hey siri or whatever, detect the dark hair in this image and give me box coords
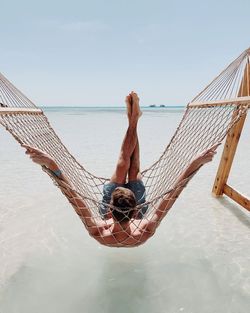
[111,187,136,222]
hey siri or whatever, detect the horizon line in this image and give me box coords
[39,105,186,108]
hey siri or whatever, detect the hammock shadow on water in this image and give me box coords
[91,256,152,313]
[216,197,250,229]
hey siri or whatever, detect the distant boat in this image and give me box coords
[149,104,166,108]
[148,104,184,108]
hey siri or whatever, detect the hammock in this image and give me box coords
[0,48,249,247]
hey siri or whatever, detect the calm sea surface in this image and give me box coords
[0,107,250,313]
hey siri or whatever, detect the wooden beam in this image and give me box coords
[0,108,42,114]
[224,184,250,211]
[188,96,250,108]
[212,111,247,196]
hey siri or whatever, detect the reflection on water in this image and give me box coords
[0,108,250,313]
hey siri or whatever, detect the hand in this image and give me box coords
[22,144,58,170]
[191,143,221,169]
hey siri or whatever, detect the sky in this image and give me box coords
[1,0,250,106]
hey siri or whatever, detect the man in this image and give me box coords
[23,92,218,247]
[99,91,148,221]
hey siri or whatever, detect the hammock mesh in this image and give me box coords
[0,48,249,247]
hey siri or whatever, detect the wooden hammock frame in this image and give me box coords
[212,110,249,211]
[212,60,250,211]
[188,58,250,212]
[185,100,250,211]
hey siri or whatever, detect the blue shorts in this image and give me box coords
[99,180,148,219]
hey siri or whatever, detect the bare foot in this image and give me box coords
[125,95,132,120]
[130,91,142,120]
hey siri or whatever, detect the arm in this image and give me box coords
[146,144,220,232]
[22,144,99,233]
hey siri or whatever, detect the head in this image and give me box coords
[110,187,137,222]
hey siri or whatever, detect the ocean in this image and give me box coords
[0,107,250,313]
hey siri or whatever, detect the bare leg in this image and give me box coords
[110,92,141,184]
[128,93,142,181]
[128,132,141,181]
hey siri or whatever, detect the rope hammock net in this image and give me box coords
[0,48,250,247]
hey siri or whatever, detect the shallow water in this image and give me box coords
[0,108,250,313]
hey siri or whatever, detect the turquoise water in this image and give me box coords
[0,107,250,313]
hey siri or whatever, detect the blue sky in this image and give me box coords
[1,0,250,106]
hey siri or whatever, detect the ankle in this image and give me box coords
[128,119,138,129]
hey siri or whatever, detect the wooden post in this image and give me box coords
[212,111,247,195]
[212,59,249,200]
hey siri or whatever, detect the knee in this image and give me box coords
[118,154,130,166]
[117,157,130,172]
